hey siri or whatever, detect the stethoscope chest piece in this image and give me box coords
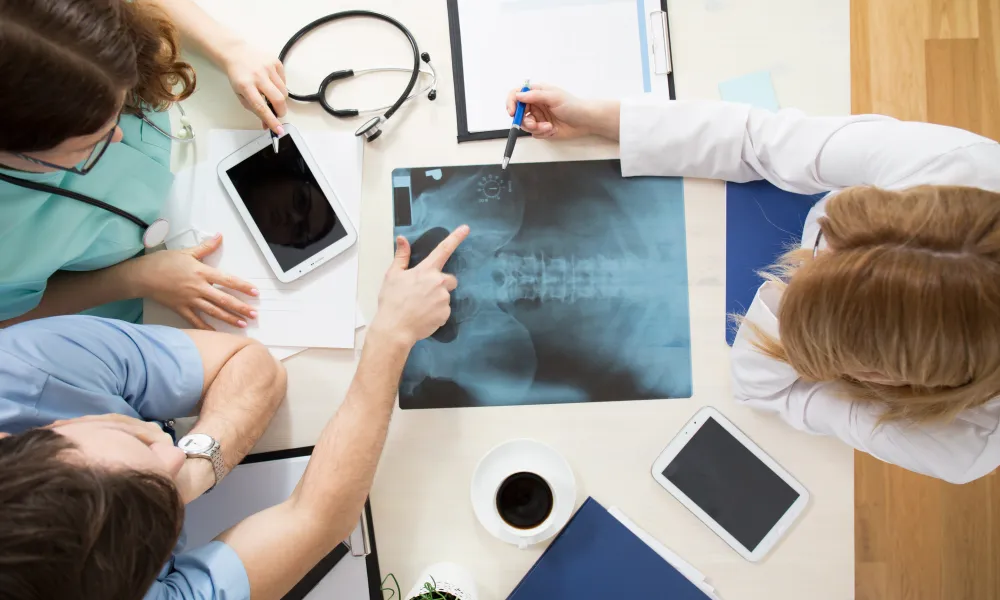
[356,116,384,141]
[142,218,171,248]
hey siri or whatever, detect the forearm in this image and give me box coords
[178,339,287,501]
[216,325,409,600]
[152,0,242,67]
[588,99,621,141]
[0,261,143,328]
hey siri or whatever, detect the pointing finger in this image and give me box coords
[423,225,470,271]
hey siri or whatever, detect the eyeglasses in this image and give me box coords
[812,227,824,258]
[15,114,121,176]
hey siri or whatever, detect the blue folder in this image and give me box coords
[506,497,709,600]
[725,181,825,345]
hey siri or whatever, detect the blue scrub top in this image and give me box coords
[0,315,251,600]
[0,110,175,323]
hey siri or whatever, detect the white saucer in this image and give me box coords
[470,439,577,548]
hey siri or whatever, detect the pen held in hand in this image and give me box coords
[502,79,530,171]
[265,99,281,153]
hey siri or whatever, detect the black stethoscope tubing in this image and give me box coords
[0,170,149,229]
[278,10,422,129]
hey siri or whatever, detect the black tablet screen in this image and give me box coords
[662,417,801,551]
[226,135,347,271]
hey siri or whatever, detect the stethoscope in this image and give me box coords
[279,10,438,142]
[0,11,432,246]
[0,109,182,248]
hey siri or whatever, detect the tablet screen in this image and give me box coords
[226,136,347,272]
[661,417,800,551]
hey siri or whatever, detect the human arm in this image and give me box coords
[173,330,287,503]
[0,234,259,330]
[505,85,1000,193]
[0,314,285,500]
[151,0,287,133]
[211,225,469,600]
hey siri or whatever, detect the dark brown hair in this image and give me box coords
[0,428,184,600]
[0,0,196,153]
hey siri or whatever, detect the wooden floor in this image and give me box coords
[852,0,1000,598]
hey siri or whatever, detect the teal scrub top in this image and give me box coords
[0,110,174,323]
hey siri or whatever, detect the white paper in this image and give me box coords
[608,506,722,598]
[457,0,648,133]
[148,129,364,350]
[184,456,371,600]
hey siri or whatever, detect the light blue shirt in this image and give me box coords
[0,316,251,600]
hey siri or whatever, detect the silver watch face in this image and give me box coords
[178,433,215,455]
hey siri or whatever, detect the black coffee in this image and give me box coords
[495,471,554,529]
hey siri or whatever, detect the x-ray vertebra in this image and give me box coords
[392,160,692,409]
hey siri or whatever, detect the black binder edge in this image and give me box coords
[446,0,676,143]
[241,447,383,600]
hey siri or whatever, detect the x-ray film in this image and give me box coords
[392,160,692,409]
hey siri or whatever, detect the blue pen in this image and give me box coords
[502,79,530,170]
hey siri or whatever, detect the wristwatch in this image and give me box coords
[176,433,225,491]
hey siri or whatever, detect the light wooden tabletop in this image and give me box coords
[175,1,853,598]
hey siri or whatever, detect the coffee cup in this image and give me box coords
[494,470,558,549]
[471,439,577,550]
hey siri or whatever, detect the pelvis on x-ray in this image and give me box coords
[392,160,692,409]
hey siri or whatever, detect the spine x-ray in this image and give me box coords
[392,160,692,409]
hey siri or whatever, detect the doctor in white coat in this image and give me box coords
[507,85,1000,484]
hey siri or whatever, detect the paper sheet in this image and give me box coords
[185,456,372,600]
[718,70,780,111]
[457,0,648,133]
[608,506,722,599]
[148,130,364,350]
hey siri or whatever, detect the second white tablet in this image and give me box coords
[651,407,809,562]
[217,124,357,283]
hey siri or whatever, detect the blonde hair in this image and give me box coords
[745,185,1000,423]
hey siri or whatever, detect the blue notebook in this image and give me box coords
[506,497,709,600]
[725,181,825,345]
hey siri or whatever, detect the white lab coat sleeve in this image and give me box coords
[619,97,1000,194]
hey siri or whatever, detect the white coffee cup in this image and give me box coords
[471,439,577,549]
[493,471,560,549]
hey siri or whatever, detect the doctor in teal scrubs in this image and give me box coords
[0,0,290,329]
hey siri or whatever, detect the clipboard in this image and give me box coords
[184,446,383,600]
[447,0,676,142]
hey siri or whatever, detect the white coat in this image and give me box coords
[619,97,1000,484]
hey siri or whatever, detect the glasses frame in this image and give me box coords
[15,113,121,176]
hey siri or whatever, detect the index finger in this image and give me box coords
[243,85,283,134]
[207,268,260,297]
[421,225,470,270]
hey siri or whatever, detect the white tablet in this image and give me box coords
[651,407,809,561]
[217,124,357,283]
